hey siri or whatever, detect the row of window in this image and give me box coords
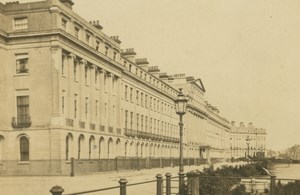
[60,15,176,98]
[62,54,117,94]
[230,134,266,141]
[124,85,175,117]
[14,14,176,99]
[62,93,115,122]
[124,62,176,97]
[124,110,177,136]
[61,16,120,61]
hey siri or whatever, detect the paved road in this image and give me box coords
[0,162,244,195]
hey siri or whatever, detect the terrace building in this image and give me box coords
[230,122,267,159]
[0,0,237,175]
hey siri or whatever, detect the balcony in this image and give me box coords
[12,116,31,128]
[124,128,137,137]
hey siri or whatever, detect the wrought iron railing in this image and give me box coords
[11,116,31,128]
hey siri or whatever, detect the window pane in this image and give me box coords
[14,18,28,30]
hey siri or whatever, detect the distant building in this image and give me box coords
[0,0,232,175]
[286,145,300,160]
[230,122,267,159]
[160,74,231,161]
[266,150,280,158]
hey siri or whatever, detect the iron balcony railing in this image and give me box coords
[124,129,179,143]
[11,116,31,128]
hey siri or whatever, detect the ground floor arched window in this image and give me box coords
[20,136,29,161]
[66,134,73,160]
[78,135,84,159]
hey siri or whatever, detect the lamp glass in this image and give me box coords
[175,89,188,115]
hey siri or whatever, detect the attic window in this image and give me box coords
[14,17,28,30]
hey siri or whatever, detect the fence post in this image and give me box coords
[187,170,200,195]
[50,186,64,195]
[119,178,128,195]
[270,175,276,195]
[156,174,163,195]
[70,157,74,177]
[165,173,172,195]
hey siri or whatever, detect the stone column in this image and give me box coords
[50,46,61,126]
[99,69,106,125]
[67,53,76,119]
[79,59,87,121]
[89,64,96,124]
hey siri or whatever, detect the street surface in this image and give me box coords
[0,162,244,195]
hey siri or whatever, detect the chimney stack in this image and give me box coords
[121,48,136,62]
[135,58,149,71]
[148,66,160,78]
[231,121,235,126]
[89,20,103,30]
[111,36,121,44]
[240,122,245,127]
[59,0,74,9]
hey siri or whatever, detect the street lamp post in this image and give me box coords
[175,88,188,195]
[246,136,251,164]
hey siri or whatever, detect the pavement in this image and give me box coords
[0,162,245,195]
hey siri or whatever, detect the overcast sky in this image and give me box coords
[3,0,300,151]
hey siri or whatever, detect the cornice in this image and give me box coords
[187,104,230,130]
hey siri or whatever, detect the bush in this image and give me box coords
[275,181,300,195]
[231,184,249,195]
[198,164,263,195]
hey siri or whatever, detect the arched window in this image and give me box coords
[66,136,70,160]
[78,135,84,159]
[20,136,29,161]
[107,138,113,158]
[89,136,95,159]
[99,137,104,159]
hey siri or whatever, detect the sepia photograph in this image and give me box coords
[0,0,299,194]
